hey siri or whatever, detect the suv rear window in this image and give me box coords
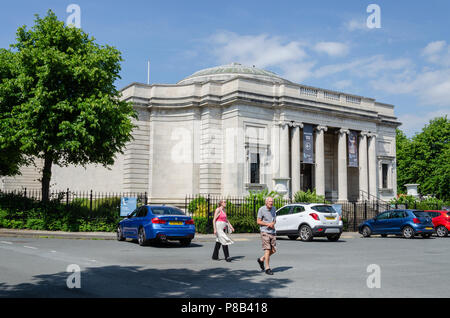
[412,211,429,218]
[311,205,336,213]
[151,207,185,215]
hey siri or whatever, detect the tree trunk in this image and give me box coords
[41,153,53,203]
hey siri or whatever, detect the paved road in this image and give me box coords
[0,234,449,298]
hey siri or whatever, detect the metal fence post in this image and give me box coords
[353,202,357,232]
[90,190,93,212]
[207,194,211,233]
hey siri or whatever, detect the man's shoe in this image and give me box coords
[225,257,232,262]
[257,258,265,271]
[265,268,274,275]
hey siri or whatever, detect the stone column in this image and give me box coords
[314,125,327,197]
[273,121,290,197]
[290,122,303,197]
[358,131,369,201]
[368,133,378,199]
[280,122,290,180]
[337,128,349,202]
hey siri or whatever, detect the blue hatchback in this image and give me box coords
[358,210,435,239]
[117,205,195,246]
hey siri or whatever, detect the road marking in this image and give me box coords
[161,278,191,286]
[1,241,13,245]
[50,250,57,253]
[23,246,38,250]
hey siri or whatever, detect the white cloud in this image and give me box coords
[313,42,349,57]
[421,40,450,67]
[343,18,368,32]
[313,55,412,79]
[398,109,450,137]
[210,31,307,68]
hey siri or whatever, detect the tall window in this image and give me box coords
[250,153,260,184]
[382,163,389,189]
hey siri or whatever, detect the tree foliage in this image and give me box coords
[0,11,136,200]
[396,116,450,200]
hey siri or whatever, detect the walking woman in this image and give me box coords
[212,200,234,262]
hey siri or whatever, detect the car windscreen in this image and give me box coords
[151,207,185,216]
[412,211,429,218]
[311,205,336,213]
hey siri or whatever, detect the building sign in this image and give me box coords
[120,197,137,217]
[303,124,314,164]
[348,130,358,167]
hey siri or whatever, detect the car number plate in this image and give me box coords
[425,227,433,230]
[326,217,335,220]
[169,221,183,225]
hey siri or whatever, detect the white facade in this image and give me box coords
[1,63,400,203]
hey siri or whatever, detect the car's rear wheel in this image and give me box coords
[180,239,192,247]
[436,225,448,237]
[117,226,125,241]
[299,225,313,242]
[327,234,340,242]
[138,227,148,246]
[402,226,415,239]
[288,235,299,240]
[362,226,372,238]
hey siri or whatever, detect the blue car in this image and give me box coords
[358,210,435,239]
[117,205,195,246]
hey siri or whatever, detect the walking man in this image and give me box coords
[257,196,277,275]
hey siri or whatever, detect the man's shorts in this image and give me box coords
[261,232,277,252]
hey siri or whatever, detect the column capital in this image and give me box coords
[360,130,370,137]
[337,128,350,135]
[288,121,304,128]
[277,121,289,128]
[368,132,378,139]
[315,125,328,133]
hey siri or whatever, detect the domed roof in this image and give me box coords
[178,62,290,84]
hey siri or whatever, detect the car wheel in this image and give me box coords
[402,226,415,239]
[299,225,313,242]
[138,227,148,246]
[436,225,448,237]
[180,239,192,247]
[362,226,372,238]
[117,226,125,241]
[288,235,299,240]
[327,234,340,242]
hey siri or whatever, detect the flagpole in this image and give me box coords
[147,60,150,85]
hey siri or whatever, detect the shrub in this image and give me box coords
[188,196,207,214]
[228,215,259,233]
[193,217,208,234]
[293,189,328,204]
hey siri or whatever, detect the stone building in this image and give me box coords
[1,63,401,203]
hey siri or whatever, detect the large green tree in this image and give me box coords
[396,116,450,200]
[0,11,136,201]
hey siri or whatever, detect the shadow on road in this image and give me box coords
[0,265,293,298]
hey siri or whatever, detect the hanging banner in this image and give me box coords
[348,130,358,167]
[303,124,314,164]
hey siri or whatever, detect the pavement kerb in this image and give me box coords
[0,228,362,240]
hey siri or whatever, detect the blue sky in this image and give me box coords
[1,0,449,137]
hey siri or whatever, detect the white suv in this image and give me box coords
[275,203,343,241]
